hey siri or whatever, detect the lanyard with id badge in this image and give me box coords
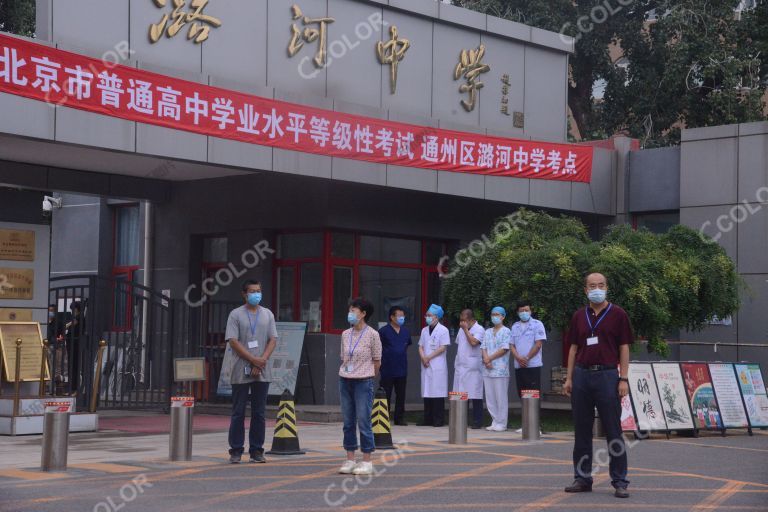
[244,308,261,376]
[345,326,368,373]
[585,303,612,347]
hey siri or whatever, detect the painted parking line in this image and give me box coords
[69,462,147,473]
[0,469,70,481]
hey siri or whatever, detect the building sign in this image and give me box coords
[376,26,410,94]
[454,45,490,112]
[500,74,511,116]
[0,33,593,182]
[149,0,222,45]
[0,322,49,382]
[0,268,34,300]
[287,4,335,68]
[0,229,35,261]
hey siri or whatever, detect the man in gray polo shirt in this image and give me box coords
[226,279,277,463]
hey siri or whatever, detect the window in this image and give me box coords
[633,212,680,234]
[360,266,421,332]
[111,204,140,330]
[274,231,448,334]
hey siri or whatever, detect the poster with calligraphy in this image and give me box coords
[618,364,637,432]
[708,363,749,429]
[628,363,667,432]
[0,33,593,183]
[680,363,723,430]
[734,364,768,428]
[652,363,695,430]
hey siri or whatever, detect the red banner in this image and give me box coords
[0,33,592,182]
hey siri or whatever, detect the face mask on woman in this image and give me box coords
[491,315,503,326]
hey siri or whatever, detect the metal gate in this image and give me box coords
[48,275,194,411]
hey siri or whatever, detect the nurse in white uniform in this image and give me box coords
[482,306,511,432]
[419,304,450,427]
[453,308,486,429]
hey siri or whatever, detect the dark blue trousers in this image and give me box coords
[571,367,629,489]
[228,381,269,456]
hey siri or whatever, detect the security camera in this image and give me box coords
[42,195,62,212]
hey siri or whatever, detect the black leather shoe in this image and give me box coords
[614,487,629,498]
[470,424,482,430]
[229,453,241,464]
[564,480,592,493]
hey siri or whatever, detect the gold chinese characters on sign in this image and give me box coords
[376,26,410,94]
[149,0,222,45]
[0,322,49,382]
[0,229,35,262]
[500,74,511,116]
[0,268,34,300]
[288,4,335,68]
[454,44,490,112]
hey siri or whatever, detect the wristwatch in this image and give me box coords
[618,377,629,383]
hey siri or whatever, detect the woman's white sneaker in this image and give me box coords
[339,460,357,474]
[352,461,374,475]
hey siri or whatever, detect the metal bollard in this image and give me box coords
[448,392,468,445]
[521,389,541,441]
[593,407,604,438]
[169,397,194,461]
[41,402,71,472]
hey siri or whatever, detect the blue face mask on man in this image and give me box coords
[588,289,607,304]
[518,311,531,322]
[247,292,262,306]
[396,316,405,326]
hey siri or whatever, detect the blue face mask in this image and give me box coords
[425,315,434,326]
[491,315,503,325]
[347,312,360,325]
[518,311,531,322]
[396,316,405,326]
[588,289,607,304]
[247,292,262,306]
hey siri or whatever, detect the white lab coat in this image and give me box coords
[453,322,485,399]
[419,323,450,398]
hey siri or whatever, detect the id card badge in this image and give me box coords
[248,339,259,349]
[244,365,251,376]
[586,336,599,346]
[345,363,354,373]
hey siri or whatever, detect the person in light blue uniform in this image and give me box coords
[481,306,511,432]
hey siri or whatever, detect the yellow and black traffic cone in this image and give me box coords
[371,387,395,450]
[266,389,306,455]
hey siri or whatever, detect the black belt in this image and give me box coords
[576,364,615,371]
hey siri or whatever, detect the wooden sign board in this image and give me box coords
[0,229,35,261]
[0,322,49,382]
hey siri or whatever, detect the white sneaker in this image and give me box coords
[352,461,374,475]
[491,425,507,432]
[515,428,523,434]
[485,426,495,431]
[339,460,356,474]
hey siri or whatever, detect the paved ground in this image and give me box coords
[0,411,766,512]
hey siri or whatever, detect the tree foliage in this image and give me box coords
[442,210,741,356]
[0,0,35,37]
[453,0,768,147]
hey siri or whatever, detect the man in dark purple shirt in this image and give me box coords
[563,273,633,499]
